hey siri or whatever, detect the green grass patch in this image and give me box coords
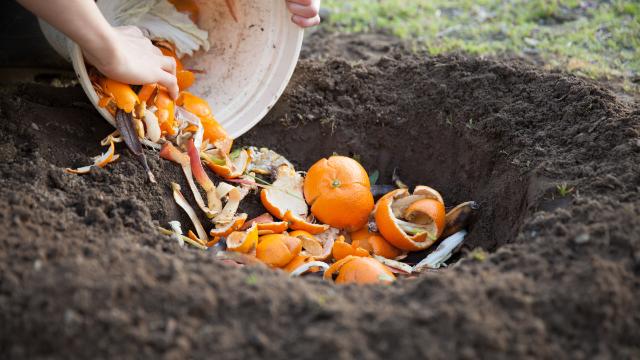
[323,0,639,92]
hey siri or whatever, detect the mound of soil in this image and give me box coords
[1,32,639,359]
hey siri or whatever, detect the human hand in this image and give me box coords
[285,0,321,28]
[84,26,179,99]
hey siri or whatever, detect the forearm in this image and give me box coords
[17,0,116,69]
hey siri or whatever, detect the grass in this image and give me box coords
[322,0,640,93]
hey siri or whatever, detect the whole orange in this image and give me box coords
[303,156,374,231]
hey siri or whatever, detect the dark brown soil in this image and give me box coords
[1,31,639,359]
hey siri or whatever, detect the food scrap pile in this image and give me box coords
[65,0,479,285]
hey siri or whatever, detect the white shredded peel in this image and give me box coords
[175,107,204,149]
[143,109,161,142]
[171,182,208,242]
[97,0,210,57]
[289,261,330,277]
[413,230,467,271]
[168,220,184,247]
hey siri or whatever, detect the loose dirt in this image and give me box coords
[1,32,639,359]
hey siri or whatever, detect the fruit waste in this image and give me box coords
[66,0,480,285]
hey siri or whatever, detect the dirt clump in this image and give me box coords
[1,33,639,358]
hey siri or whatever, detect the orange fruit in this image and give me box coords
[168,0,200,22]
[201,116,232,154]
[350,228,402,259]
[303,156,374,231]
[226,224,258,253]
[256,234,302,267]
[374,188,446,251]
[324,256,395,285]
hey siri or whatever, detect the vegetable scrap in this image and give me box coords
[66,0,480,285]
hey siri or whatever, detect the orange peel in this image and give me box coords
[331,235,370,261]
[256,234,302,268]
[65,140,119,174]
[283,210,329,235]
[226,224,259,253]
[374,187,446,251]
[99,78,138,113]
[160,142,217,218]
[350,228,403,259]
[209,213,248,237]
[241,213,275,230]
[260,165,307,220]
[187,138,222,215]
[324,256,395,285]
[171,182,208,242]
[203,148,250,179]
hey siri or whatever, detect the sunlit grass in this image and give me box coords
[323,0,639,92]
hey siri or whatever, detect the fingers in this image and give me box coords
[160,56,177,76]
[291,14,320,28]
[286,2,318,18]
[157,71,179,100]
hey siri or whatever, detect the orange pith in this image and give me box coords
[374,188,446,251]
[303,156,374,231]
[404,199,446,237]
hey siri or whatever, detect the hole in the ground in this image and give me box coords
[235,106,529,261]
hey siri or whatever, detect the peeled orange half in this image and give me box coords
[303,156,374,231]
[374,186,446,251]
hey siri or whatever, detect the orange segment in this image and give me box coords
[303,156,374,231]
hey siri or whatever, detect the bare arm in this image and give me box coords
[17,0,179,99]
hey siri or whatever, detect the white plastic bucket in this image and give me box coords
[39,0,304,139]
